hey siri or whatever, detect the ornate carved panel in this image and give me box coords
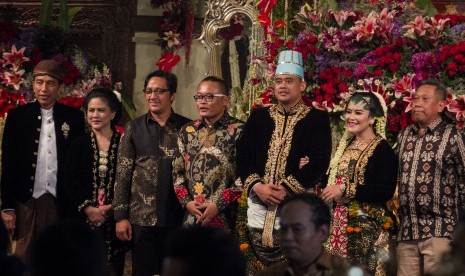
[0,0,134,99]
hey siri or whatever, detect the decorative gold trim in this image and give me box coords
[346,136,383,199]
[261,101,310,246]
[245,173,262,194]
[281,175,304,194]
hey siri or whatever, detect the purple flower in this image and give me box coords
[410,51,440,82]
[450,24,465,40]
[390,20,404,39]
[315,52,341,72]
[15,28,38,55]
[353,50,378,79]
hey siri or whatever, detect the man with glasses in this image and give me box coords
[1,60,85,256]
[237,50,332,272]
[172,76,244,231]
[113,70,190,276]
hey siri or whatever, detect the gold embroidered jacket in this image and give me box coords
[237,101,332,195]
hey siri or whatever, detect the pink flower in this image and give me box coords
[402,90,415,113]
[392,74,415,99]
[447,95,465,124]
[350,12,378,41]
[2,45,29,71]
[403,15,431,38]
[377,8,396,38]
[331,10,356,27]
[3,69,25,90]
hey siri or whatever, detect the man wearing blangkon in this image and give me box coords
[113,70,190,276]
[237,50,332,272]
[1,60,85,256]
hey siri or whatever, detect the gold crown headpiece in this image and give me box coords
[353,78,388,139]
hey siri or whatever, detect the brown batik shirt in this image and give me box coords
[113,111,190,227]
[397,116,465,241]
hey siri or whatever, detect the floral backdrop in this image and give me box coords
[247,0,465,142]
[0,23,132,128]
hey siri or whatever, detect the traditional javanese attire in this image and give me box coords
[64,130,129,269]
[0,101,85,255]
[327,136,397,276]
[172,113,244,231]
[237,101,332,272]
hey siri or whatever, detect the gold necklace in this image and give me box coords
[352,136,376,150]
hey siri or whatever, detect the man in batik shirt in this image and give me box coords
[172,76,244,231]
[113,70,190,276]
[397,79,465,276]
[237,50,332,270]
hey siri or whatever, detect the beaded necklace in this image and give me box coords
[91,130,119,207]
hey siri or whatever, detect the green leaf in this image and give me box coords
[414,0,437,16]
[58,0,69,32]
[365,65,375,73]
[318,0,338,11]
[67,7,82,27]
[39,0,54,27]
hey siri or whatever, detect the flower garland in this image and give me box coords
[152,0,195,71]
[235,191,266,272]
[346,201,395,243]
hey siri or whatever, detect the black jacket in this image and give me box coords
[1,101,85,214]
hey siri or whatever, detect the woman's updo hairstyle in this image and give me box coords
[83,87,122,125]
[345,91,385,119]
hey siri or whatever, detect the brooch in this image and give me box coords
[61,122,70,139]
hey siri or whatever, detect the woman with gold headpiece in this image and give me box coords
[321,91,397,275]
[64,87,128,276]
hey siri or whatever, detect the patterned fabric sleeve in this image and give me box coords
[172,129,193,208]
[113,123,136,221]
[455,131,465,211]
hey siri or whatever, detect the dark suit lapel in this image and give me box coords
[53,102,67,160]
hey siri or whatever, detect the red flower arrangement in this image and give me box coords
[438,41,465,78]
[249,0,465,140]
[312,66,353,112]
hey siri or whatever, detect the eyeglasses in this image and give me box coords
[144,88,169,96]
[193,94,226,102]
